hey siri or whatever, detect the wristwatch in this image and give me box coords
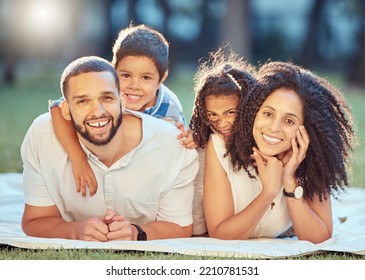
[131,224,147,241]
[283,186,304,199]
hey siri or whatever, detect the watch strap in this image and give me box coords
[131,224,147,241]
[283,188,295,198]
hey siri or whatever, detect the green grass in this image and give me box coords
[0,247,364,260]
[1,70,365,260]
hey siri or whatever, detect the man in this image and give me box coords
[21,56,198,241]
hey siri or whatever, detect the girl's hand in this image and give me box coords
[281,125,310,185]
[251,147,283,198]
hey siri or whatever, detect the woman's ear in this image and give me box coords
[61,101,72,121]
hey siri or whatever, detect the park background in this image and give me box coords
[1,0,365,260]
[2,0,365,186]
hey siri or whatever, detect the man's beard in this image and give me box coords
[70,110,123,146]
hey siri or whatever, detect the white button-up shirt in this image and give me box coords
[21,111,199,227]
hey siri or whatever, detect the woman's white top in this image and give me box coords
[211,134,292,238]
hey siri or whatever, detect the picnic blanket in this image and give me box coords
[1,173,365,259]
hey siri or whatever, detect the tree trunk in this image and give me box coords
[298,0,326,67]
[348,1,365,87]
[219,0,252,60]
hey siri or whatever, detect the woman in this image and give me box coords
[204,61,355,243]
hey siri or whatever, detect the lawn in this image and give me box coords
[0,69,364,260]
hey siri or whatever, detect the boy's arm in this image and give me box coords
[50,106,98,197]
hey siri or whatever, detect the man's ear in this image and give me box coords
[159,71,168,85]
[120,92,127,112]
[61,101,72,121]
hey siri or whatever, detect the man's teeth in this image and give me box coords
[88,121,108,127]
[263,133,281,143]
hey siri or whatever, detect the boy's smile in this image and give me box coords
[116,55,166,112]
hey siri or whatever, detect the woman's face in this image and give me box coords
[205,93,239,139]
[253,88,304,158]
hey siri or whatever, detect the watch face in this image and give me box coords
[294,186,304,199]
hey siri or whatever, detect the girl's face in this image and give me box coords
[253,88,304,158]
[205,93,239,138]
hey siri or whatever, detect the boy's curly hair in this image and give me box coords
[189,47,256,148]
[228,61,356,201]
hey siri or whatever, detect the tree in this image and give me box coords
[220,0,252,60]
[348,0,365,87]
[298,0,327,68]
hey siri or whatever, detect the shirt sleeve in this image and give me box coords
[21,115,55,206]
[48,96,65,110]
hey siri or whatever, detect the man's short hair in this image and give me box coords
[60,56,120,100]
[112,24,169,81]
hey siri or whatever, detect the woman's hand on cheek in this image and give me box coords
[282,126,310,183]
[252,147,283,197]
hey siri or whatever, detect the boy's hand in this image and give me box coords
[176,122,197,149]
[71,158,98,197]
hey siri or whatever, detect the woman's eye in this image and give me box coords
[286,119,295,125]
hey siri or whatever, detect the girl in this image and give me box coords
[189,47,256,235]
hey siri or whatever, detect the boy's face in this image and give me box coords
[115,55,167,112]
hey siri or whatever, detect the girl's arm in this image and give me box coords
[50,106,97,197]
[203,139,279,240]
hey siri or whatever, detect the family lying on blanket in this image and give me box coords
[20,24,355,244]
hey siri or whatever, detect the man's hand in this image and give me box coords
[77,216,109,242]
[104,210,134,241]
